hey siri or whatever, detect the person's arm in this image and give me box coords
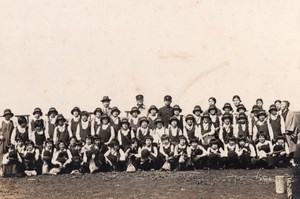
[106,126,115,145]
[285,143,290,155]
[53,127,58,145]
[159,145,168,158]
[17,152,22,163]
[76,125,81,140]
[249,144,256,157]
[208,125,215,136]
[233,124,238,138]
[10,128,17,145]
[252,126,258,141]
[64,150,72,165]
[219,128,224,144]
[118,130,122,146]
[91,119,95,136]
[183,128,188,140]
[198,145,208,157]
[268,141,273,155]
[67,119,72,136]
[187,146,192,158]
[35,149,40,161]
[45,120,50,139]
[280,116,286,135]
[267,119,274,141]
[104,149,113,165]
[151,146,158,158]
[32,132,36,146]
[41,149,45,160]
[174,145,179,156]
[2,153,9,165]
[51,151,61,166]
[178,129,183,136]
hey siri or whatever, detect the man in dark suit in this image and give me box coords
[158,95,173,128]
[100,96,112,116]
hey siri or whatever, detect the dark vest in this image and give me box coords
[98,124,112,143]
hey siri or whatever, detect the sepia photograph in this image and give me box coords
[0,1,300,198]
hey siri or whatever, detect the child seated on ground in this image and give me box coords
[2,144,22,177]
[220,137,238,169]
[174,135,191,171]
[207,139,222,170]
[91,135,108,172]
[125,138,140,172]
[272,135,290,168]
[256,132,273,169]
[187,137,208,170]
[41,138,55,174]
[23,140,40,176]
[159,134,174,171]
[236,136,256,169]
[138,135,158,171]
[104,139,126,172]
[50,141,72,175]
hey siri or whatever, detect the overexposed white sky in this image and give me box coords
[0,0,300,118]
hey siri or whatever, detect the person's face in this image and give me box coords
[95,139,101,145]
[59,143,65,150]
[150,110,157,116]
[96,112,102,118]
[239,109,245,113]
[224,108,231,113]
[211,144,218,150]
[194,111,201,116]
[186,119,193,126]
[191,142,198,148]
[179,139,186,145]
[162,139,169,145]
[35,126,42,132]
[73,111,79,117]
[171,120,177,127]
[46,142,53,149]
[252,111,259,116]
[164,100,171,106]
[174,110,180,116]
[229,140,235,146]
[208,99,215,106]
[103,101,110,108]
[136,99,143,105]
[259,136,265,143]
[258,115,265,122]
[70,138,76,145]
[122,123,129,130]
[256,101,263,108]
[86,138,92,145]
[156,122,163,128]
[27,144,33,151]
[203,118,209,123]
[132,112,138,117]
[131,142,138,149]
[5,115,12,121]
[275,102,281,111]
[239,140,246,147]
[50,112,56,118]
[239,118,246,124]
[224,118,230,125]
[17,141,24,147]
[270,110,277,116]
[233,98,240,107]
[75,145,82,151]
[113,145,120,151]
[141,121,148,128]
[20,122,27,128]
[209,109,216,115]
[34,113,41,119]
[281,102,287,110]
[58,120,64,126]
[277,139,284,145]
[102,118,109,124]
[112,111,119,117]
[145,139,152,146]
[82,115,88,122]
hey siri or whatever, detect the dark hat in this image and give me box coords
[55,114,66,125]
[101,96,111,102]
[172,105,182,113]
[8,151,18,161]
[274,100,281,104]
[189,137,199,144]
[164,95,172,101]
[232,95,241,102]
[69,136,77,142]
[33,107,43,115]
[237,135,247,142]
[256,98,263,103]
[160,134,169,141]
[222,103,233,111]
[71,106,81,115]
[85,135,93,141]
[93,135,101,141]
[120,118,130,125]
[222,113,232,121]
[268,105,277,113]
[108,139,120,147]
[111,107,121,115]
[26,140,35,147]
[148,105,159,113]
[185,114,195,122]
[75,140,83,146]
[139,116,149,125]
[81,111,89,117]
[228,136,236,142]
[57,140,67,147]
[47,107,58,116]
[100,114,110,122]
[94,107,103,115]
[145,135,154,141]
[208,105,217,112]
[178,135,187,141]
[273,145,284,153]
[251,105,260,113]
[136,94,144,100]
[257,110,267,117]
[3,109,14,117]
[154,117,164,125]
[202,112,211,119]
[237,104,247,112]
[45,138,54,145]
[258,131,266,138]
[169,116,179,124]
[34,119,44,129]
[275,135,285,141]
[18,116,28,125]
[237,112,248,120]
[130,106,141,115]
[209,138,219,146]
[193,105,203,114]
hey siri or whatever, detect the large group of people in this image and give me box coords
[0,95,299,177]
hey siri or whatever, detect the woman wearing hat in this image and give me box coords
[172,105,184,131]
[192,105,203,127]
[118,118,135,152]
[110,107,121,138]
[96,114,115,145]
[41,138,55,174]
[208,105,221,134]
[67,107,81,137]
[45,107,58,139]
[236,136,256,169]
[104,139,126,171]
[268,105,285,142]
[168,116,183,146]
[173,135,190,171]
[137,135,158,170]
[272,135,290,168]
[2,144,23,177]
[159,134,174,171]
[0,109,15,155]
[151,117,166,147]
[183,114,196,143]
[91,108,102,136]
[23,140,40,176]
[129,106,141,133]
[10,116,29,146]
[207,138,222,169]
[136,116,151,146]
[219,113,234,146]
[233,112,251,143]
[147,105,158,130]
[53,114,71,146]
[198,113,215,149]
[249,105,260,135]
[50,140,72,174]
[76,111,92,142]
[29,108,44,140]
[187,138,208,169]
[252,110,273,143]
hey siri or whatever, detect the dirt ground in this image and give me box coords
[0,168,294,199]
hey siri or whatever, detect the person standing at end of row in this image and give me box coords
[68,107,81,138]
[158,95,173,128]
[136,94,148,117]
[0,109,15,155]
[45,107,58,139]
[28,108,44,141]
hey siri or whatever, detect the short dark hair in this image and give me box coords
[256,98,263,103]
[208,97,217,104]
[232,95,241,102]
[282,100,290,108]
[274,100,281,104]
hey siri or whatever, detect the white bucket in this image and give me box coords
[275,175,285,194]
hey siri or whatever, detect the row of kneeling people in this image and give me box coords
[1,132,292,177]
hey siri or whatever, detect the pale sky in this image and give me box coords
[0,0,300,118]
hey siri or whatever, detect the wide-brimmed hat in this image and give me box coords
[71,106,81,115]
[208,105,217,112]
[237,104,247,112]
[222,103,233,111]
[45,138,54,145]
[47,107,58,116]
[172,105,182,113]
[189,137,199,144]
[3,109,14,117]
[145,135,154,141]
[251,105,260,113]
[148,105,159,113]
[18,116,28,125]
[120,118,130,125]
[237,112,248,120]
[164,95,172,101]
[160,134,169,141]
[193,105,203,114]
[81,111,89,117]
[209,138,219,146]
[169,116,179,124]
[268,105,277,113]
[139,116,149,125]
[222,113,233,121]
[202,112,211,119]
[93,107,103,115]
[100,114,110,122]
[136,94,144,100]
[185,114,195,122]
[111,107,121,115]
[154,117,164,125]
[178,135,187,142]
[237,135,247,142]
[108,139,120,147]
[130,106,141,115]
[33,107,43,115]
[55,114,66,125]
[101,96,111,102]
[257,110,267,117]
